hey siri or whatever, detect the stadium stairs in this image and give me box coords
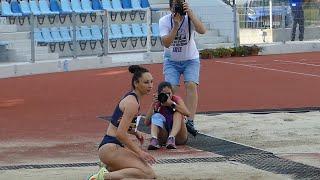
[0,24,59,62]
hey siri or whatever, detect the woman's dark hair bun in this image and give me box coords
[128,65,148,74]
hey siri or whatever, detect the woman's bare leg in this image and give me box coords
[168,112,183,138]
[99,144,156,179]
[150,124,159,138]
[175,116,188,145]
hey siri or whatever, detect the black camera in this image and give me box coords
[157,93,169,103]
[174,0,186,16]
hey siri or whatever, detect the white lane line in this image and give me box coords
[216,61,320,78]
[273,60,320,67]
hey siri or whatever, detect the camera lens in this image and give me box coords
[174,2,186,16]
[158,93,168,103]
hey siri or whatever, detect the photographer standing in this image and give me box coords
[159,0,206,136]
[145,81,191,150]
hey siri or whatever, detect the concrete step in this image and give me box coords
[7,39,31,47]
[196,36,229,44]
[9,46,49,54]
[0,50,13,62]
[197,42,234,50]
[8,51,59,62]
[0,32,30,41]
[0,24,18,33]
[197,30,219,37]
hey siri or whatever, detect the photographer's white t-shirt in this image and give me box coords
[159,14,199,61]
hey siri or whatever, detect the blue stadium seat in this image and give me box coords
[73,26,91,50]
[110,24,122,39]
[122,0,139,21]
[11,0,22,14]
[82,0,103,22]
[109,24,122,48]
[59,27,73,42]
[80,26,93,40]
[41,27,57,52]
[141,0,150,8]
[121,24,135,48]
[112,0,128,21]
[122,0,132,9]
[101,0,112,11]
[1,1,22,24]
[71,0,89,13]
[39,0,58,24]
[82,0,101,12]
[41,27,55,43]
[10,0,28,25]
[132,23,147,47]
[29,0,47,24]
[131,0,147,20]
[51,27,64,42]
[20,0,32,15]
[101,0,120,21]
[131,24,144,37]
[0,41,9,46]
[71,0,92,23]
[92,0,103,10]
[151,23,160,46]
[81,26,100,49]
[34,28,45,43]
[60,0,73,14]
[39,0,59,15]
[49,0,70,24]
[49,0,62,13]
[141,23,148,37]
[111,0,124,11]
[91,25,103,40]
[29,0,43,16]
[51,27,67,51]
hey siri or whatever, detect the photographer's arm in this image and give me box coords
[144,94,158,126]
[161,23,179,48]
[184,3,206,34]
[144,103,155,126]
[160,12,183,48]
[167,98,191,117]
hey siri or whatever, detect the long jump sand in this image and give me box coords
[1,112,319,179]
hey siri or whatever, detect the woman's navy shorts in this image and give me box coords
[99,135,124,149]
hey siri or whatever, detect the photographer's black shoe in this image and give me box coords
[186,120,198,137]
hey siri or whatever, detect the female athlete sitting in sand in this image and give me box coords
[88,65,156,180]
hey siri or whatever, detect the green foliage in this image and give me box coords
[199,45,263,59]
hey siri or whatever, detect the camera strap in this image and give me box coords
[171,15,191,42]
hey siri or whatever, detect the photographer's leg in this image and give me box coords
[148,113,167,150]
[185,81,198,122]
[173,113,188,145]
[169,112,183,137]
[163,58,181,88]
[183,59,200,136]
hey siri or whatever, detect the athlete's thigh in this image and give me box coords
[98,144,152,174]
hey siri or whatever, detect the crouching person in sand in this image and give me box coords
[88,65,156,180]
[145,81,191,150]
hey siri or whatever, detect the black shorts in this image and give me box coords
[99,135,124,149]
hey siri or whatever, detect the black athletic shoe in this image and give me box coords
[186,120,198,137]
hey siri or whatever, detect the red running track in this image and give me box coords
[0,52,320,143]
